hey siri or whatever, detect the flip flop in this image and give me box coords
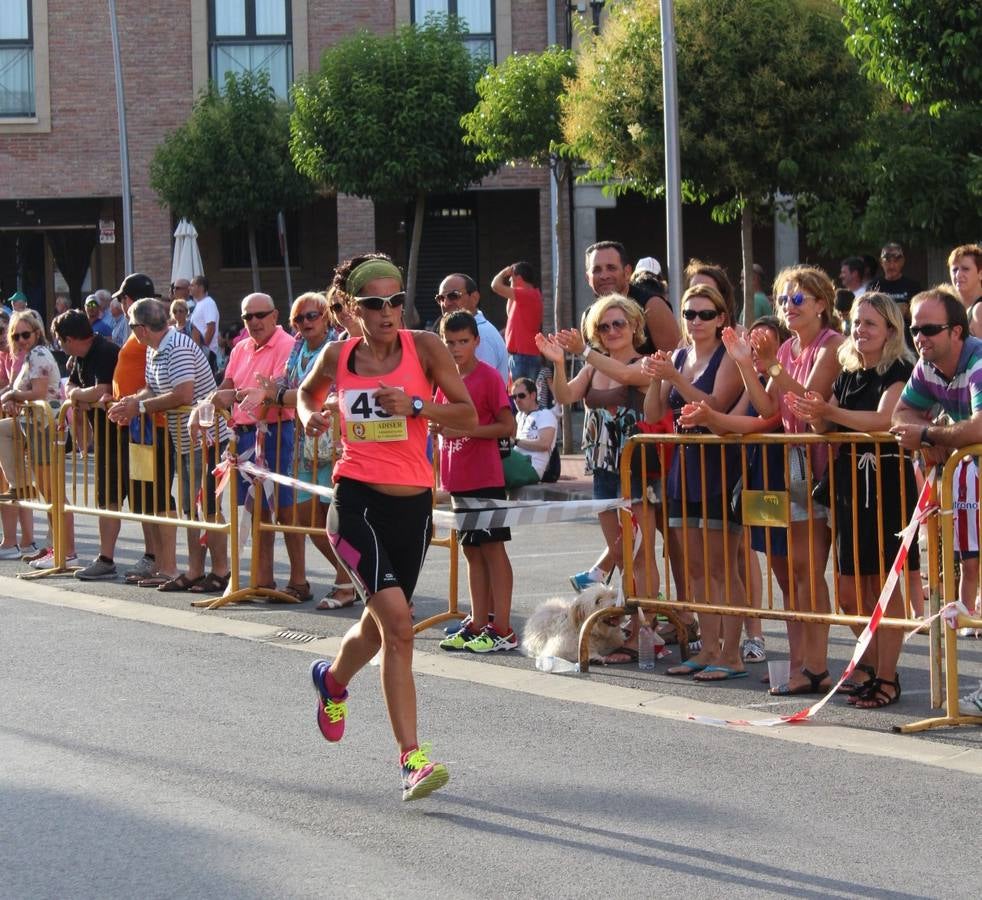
[666,659,707,676]
[693,665,749,682]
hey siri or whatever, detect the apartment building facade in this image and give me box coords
[2,1,801,329]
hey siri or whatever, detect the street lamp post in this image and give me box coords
[660,0,683,309]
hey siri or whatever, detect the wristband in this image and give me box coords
[275,386,286,407]
[920,426,934,448]
[581,346,592,361]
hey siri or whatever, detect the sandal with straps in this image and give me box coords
[839,663,876,698]
[316,584,357,610]
[852,675,901,709]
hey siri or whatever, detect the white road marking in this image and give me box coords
[7,575,981,776]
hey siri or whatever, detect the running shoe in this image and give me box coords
[19,542,42,560]
[464,626,518,653]
[443,613,473,636]
[741,636,767,663]
[123,554,156,580]
[439,627,479,651]
[401,743,449,802]
[75,557,118,581]
[0,544,24,560]
[958,683,982,718]
[30,551,78,570]
[310,659,348,742]
[569,570,599,593]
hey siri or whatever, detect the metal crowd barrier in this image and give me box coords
[0,401,68,577]
[59,402,242,593]
[569,430,981,731]
[900,445,982,733]
[192,408,463,629]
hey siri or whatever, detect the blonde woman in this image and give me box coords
[537,295,654,661]
[0,310,77,566]
[792,293,917,708]
[728,266,845,695]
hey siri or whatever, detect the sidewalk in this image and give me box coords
[510,454,592,502]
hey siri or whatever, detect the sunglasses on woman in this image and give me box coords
[596,318,628,334]
[356,292,406,311]
[682,308,720,321]
[777,292,808,307]
[292,310,323,325]
[12,331,34,342]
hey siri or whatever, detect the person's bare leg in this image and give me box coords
[155,516,179,577]
[185,527,207,580]
[462,545,490,630]
[482,541,514,634]
[331,587,419,752]
[99,513,122,560]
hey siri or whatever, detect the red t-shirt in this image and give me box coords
[435,360,509,492]
[505,284,543,356]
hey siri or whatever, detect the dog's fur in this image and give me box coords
[522,583,626,662]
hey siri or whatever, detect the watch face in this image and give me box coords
[412,398,424,414]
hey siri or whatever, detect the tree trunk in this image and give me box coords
[740,205,754,329]
[554,157,575,454]
[403,191,426,328]
[247,225,262,294]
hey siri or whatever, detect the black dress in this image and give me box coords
[832,359,918,576]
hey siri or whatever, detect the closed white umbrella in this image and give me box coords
[171,218,204,285]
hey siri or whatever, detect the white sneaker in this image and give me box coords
[0,544,23,560]
[30,551,78,570]
[958,683,982,718]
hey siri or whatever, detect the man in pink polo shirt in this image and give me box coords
[210,292,309,600]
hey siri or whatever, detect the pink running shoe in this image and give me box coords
[310,659,348,742]
[400,744,449,801]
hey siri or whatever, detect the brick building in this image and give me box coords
[2,1,865,332]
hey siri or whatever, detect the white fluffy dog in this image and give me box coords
[522,583,626,663]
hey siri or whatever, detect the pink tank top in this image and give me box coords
[777,326,839,475]
[333,330,433,488]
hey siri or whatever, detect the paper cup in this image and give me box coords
[767,659,791,687]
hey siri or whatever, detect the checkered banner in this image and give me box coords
[233,460,627,530]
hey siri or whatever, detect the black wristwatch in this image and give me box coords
[410,396,424,418]
[920,426,934,448]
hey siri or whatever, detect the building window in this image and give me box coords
[209,0,293,100]
[0,0,34,117]
[221,214,299,269]
[413,1,495,62]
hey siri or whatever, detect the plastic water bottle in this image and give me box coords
[638,622,656,671]
[534,655,580,674]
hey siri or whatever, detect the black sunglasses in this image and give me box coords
[292,310,322,325]
[242,309,275,322]
[356,292,406,311]
[682,308,720,321]
[910,323,951,338]
[596,319,628,334]
[435,289,464,303]
[12,330,34,342]
[510,391,528,400]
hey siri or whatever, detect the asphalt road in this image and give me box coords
[2,592,978,899]
[4,506,979,744]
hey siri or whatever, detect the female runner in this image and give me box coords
[299,254,476,801]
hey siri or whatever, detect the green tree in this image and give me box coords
[290,17,494,324]
[150,70,313,293]
[839,1,981,110]
[461,46,576,331]
[461,46,576,449]
[562,0,870,321]
[804,103,982,256]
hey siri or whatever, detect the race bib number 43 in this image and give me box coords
[343,389,408,442]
